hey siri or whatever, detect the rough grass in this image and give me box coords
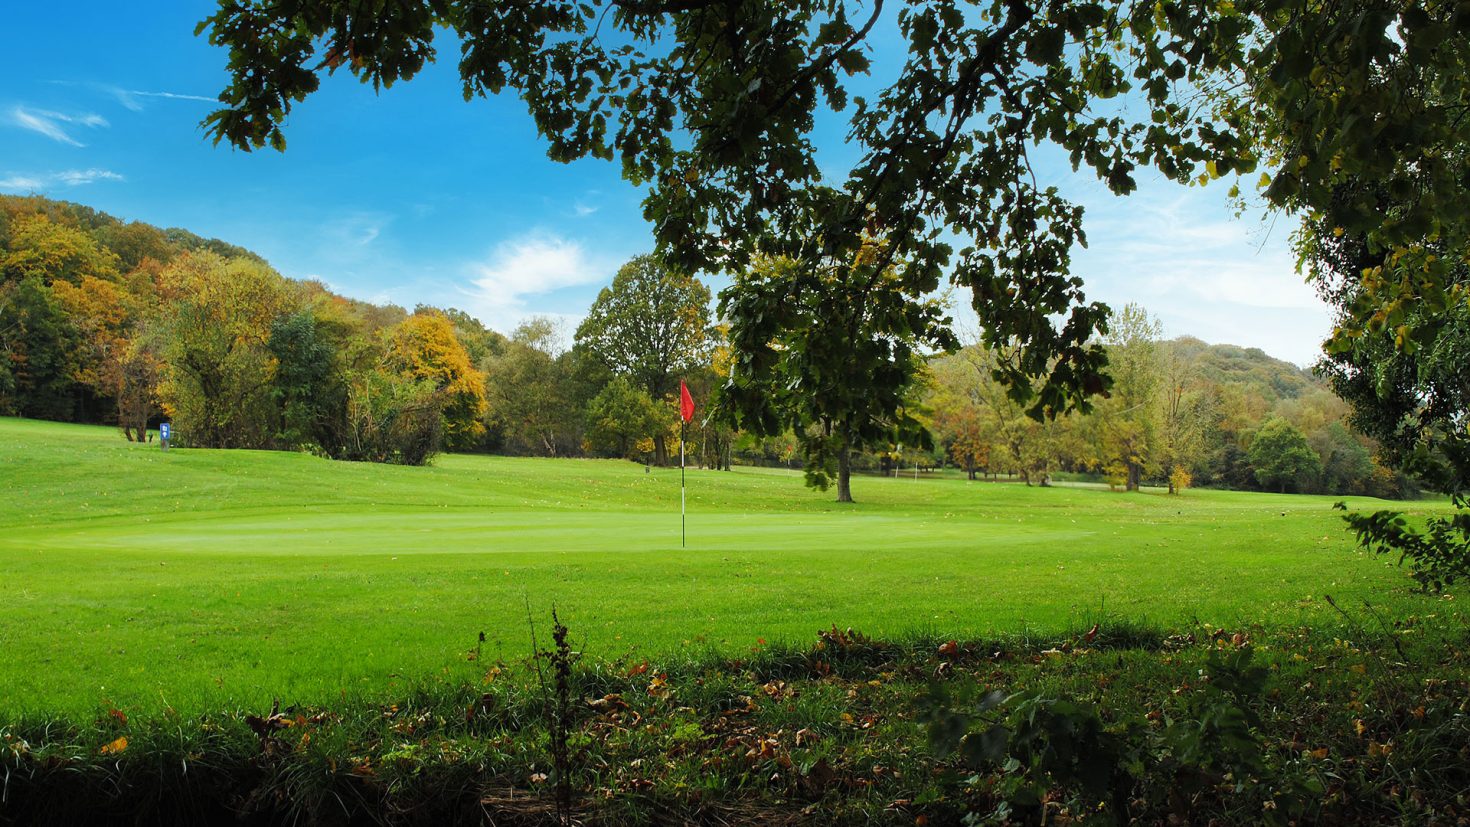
[5,619,1469,825]
[0,416,1457,717]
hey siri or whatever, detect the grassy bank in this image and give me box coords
[4,616,1468,825]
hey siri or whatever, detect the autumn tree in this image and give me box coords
[94,221,177,272]
[693,323,735,471]
[50,276,134,421]
[1096,304,1162,491]
[574,254,711,464]
[383,311,488,451]
[1,213,120,286]
[116,338,164,443]
[928,348,995,480]
[417,304,507,367]
[155,252,295,448]
[0,281,17,412]
[342,368,442,465]
[1156,340,1206,494]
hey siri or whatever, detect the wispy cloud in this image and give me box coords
[465,234,611,330]
[0,167,124,192]
[569,190,603,218]
[322,213,392,248]
[110,88,217,111]
[47,81,217,112]
[8,106,108,146]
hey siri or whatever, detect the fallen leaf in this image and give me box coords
[100,736,128,755]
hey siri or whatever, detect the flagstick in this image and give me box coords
[680,420,686,548]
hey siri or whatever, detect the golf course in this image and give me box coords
[3,416,1450,716]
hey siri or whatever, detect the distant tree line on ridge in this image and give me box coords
[0,195,1415,500]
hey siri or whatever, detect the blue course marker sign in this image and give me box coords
[160,423,171,440]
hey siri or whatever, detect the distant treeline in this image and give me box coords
[0,195,1410,496]
[918,308,1415,498]
[0,195,727,467]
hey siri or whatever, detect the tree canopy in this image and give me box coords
[1248,417,1322,494]
[574,254,711,401]
[724,248,952,501]
[197,1,1469,462]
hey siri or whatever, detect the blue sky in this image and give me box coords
[0,3,1330,365]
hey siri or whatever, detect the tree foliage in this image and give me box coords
[269,308,348,452]
[384,311,489,451]
[155,252,294,449]
[1095,303,1162,491]
[575,255,711,399]
[1248,418,1322,494]
[485,318,583,456]
[1309,177,1470,588]
[584,376,665,460]
[724,250,952,501]
[924,328,1398,497]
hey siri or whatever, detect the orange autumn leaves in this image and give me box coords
[384,311,488,446]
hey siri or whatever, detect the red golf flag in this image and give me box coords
[679,380,695,423]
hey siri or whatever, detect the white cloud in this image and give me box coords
[465,234,611,330]
[0,175,43,190]
[56,168,124,185]
[0,167,124,192]
[1067,184,1331,365]
[9,106,108,146]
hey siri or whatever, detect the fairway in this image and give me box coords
[1,417,1446,715]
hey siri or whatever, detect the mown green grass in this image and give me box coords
[1,416,1456,715]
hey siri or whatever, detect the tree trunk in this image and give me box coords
[836,433,853,503]
[654,433,668,466]
[1127,462,1141,492]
